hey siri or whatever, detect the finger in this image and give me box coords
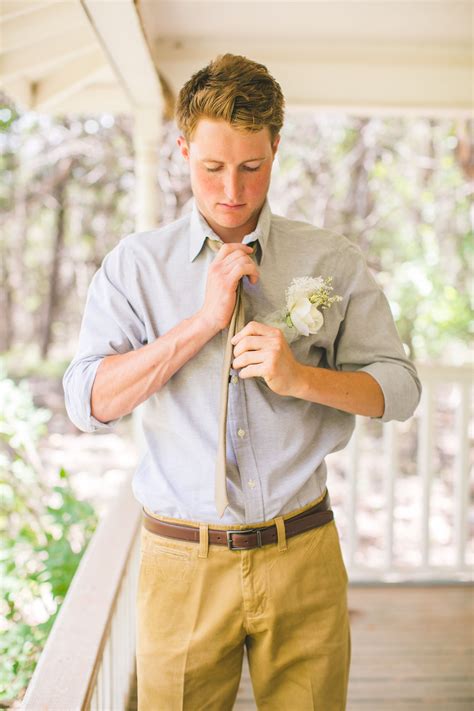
[237,363,265,380]
[231,321,278,345]
[212,242,254,264]
[226,261,260,287]
[232,335,267,357]
[232,349,266,369]
[218,252,259,285]
[221,251,257,273]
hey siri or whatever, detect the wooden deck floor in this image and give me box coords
[129,585,474,710]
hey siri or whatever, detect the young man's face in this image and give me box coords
[178,118,280,243]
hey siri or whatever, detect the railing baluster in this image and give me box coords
[119,578,126,708]
[122,574,129,707]
[384,420,397,570]
[417,380,434,569]
[111,600,118,711]
[348,416,362,567]
[455,381,470,570]
[124,565,131,702]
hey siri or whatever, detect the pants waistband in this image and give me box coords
[143,487,329,531]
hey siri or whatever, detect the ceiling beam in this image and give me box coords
[0,27,97,82]
[80,0,163,112]
[0,2,85,53]
[154,36,470,69]
[0,1,57,22]
[0,77,33,109]
[33,49,110,111]
[153,37,473,116]
[41,85,131,114]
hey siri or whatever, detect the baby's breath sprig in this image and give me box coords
[307,276,343,310]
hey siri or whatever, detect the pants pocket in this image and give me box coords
[139,526,196,580]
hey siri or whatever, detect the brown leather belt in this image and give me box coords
[142,489,333,550]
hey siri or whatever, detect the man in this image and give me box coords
[63,54,421,710]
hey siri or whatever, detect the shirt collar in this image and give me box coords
[188,198,272,265]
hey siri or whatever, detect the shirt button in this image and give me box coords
[231,375,239,384]
[237,428,246,438]
[248,479,256,489]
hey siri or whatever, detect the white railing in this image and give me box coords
[21,364,471,709]
[339,363,472,584]
[21,473,141,711]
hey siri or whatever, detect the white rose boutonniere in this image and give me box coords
[255,276,343,344]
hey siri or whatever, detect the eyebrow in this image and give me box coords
[201,157,267,164]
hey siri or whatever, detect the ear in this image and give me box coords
[271,134,281,156]
[177,135,190,161]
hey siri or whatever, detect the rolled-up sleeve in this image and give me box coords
[62,237,146,433]
[334,243,422,422]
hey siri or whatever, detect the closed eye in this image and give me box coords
[205,165,261,173]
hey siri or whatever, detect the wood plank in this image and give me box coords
[0,27,97,82]
[126,584,474,710]
[34,49,108,111]
[346,585,473,708]
[1,2,84,53]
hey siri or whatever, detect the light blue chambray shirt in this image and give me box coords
[63,198,421,524]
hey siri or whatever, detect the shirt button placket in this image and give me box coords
[228,365,264,521]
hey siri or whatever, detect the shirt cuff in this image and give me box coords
[63,356,122,433]
[358,361,422,423]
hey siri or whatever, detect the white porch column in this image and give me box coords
[133,106,161,232]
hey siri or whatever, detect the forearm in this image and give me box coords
[290,364,385,417]
[91,311,219,423]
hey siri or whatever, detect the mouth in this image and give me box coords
[218,203,246,210]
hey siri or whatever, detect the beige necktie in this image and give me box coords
[205,237,257,517]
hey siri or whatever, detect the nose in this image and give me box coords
[223,169,242,203]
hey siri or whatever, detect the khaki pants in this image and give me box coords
[136,488,351,710]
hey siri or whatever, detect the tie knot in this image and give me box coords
[205,236,259,261]
[205,236,222,253]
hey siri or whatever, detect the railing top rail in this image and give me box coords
[21,473,141,711]
[415,362,472,383]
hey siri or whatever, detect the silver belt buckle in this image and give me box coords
[227,528,263,550]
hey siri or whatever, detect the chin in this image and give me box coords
[219,215,251,230]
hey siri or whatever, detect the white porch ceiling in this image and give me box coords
[0,0,472,117]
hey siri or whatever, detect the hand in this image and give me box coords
[198,243,259,333]
[231,321,304,397]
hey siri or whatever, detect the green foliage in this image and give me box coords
[269,114,472,362]
[0,102,18,134]
[0,361,97,705]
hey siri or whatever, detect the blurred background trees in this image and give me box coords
[0,94,472,374]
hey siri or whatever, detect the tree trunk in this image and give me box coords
[40,172,68,359]
[0,244,13,351]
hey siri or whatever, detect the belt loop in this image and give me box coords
[274,516,288,552]
[198,523,209,559]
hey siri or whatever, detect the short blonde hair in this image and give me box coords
[176,53,285,142]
